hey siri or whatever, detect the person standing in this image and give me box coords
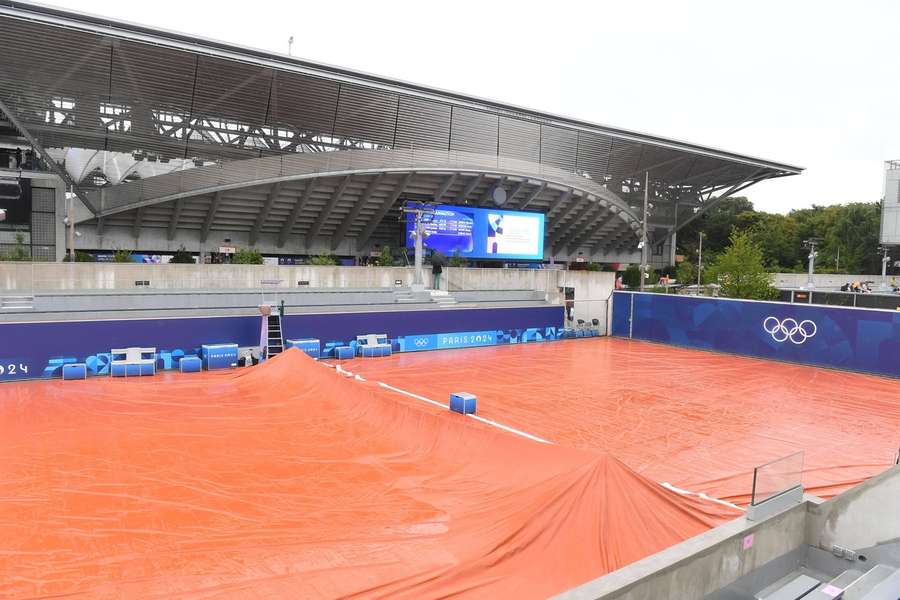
[431,258,443,289]
[431,251,445,290]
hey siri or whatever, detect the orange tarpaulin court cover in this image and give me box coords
[0,349,737,599]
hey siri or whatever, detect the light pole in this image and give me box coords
[802,238,819,290]
[639,171,649,291]
[401,203,435,291]
[288,36,294,56]
[696,231,704,290]
[878,245,891,291]
[63,189,76,262]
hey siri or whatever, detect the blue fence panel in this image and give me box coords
[0,305,565,381]
[612,292,900,378]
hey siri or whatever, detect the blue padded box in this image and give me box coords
[110,363,127,377]
[449,392,477,415]
[561,328,576,339]
[62,363,86,380]
[361,345,392,358]
[201,344,238,370]
[180,355,202,373]
[286,338,321,359]
[576,329,587,338]
[334,345,354,360]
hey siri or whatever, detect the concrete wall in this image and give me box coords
[772,272,889,289]
[554,504,809,600]
[806,465,900,552]
[0,263,615,328]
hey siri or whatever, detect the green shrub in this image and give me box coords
[1,231,30,261]
[113,249,133,263]
[448,250,467,268]
[310,252,338,266]
[232,247,264,264]
[169,245,195,264]
[375,245,394,267]
[63,250,96,262]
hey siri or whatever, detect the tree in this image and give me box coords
[1,231,30,261]
[675,260,696,286]
[821,202,881,273]
[707,230,777,300]
[170,246,195,264]
[621,264,657,288]
[747,213,801,271]
[63,250,96,262]
[232,248,263,264]
[375,245,393,267]
[113,249,133,263]
[448,250,467,268]
[310,252,338,265]
[677,197,756,259]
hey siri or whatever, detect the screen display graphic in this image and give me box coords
[406,203,545,261]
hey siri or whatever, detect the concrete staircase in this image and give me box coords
[392,289,433,304]
[0,295,34,310]
[757,564,899,600]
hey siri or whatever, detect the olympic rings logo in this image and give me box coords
[762,317,817,345]
[413,338,429,347]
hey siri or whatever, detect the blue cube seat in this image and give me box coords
[180,355,202,373]
[62,363,87,380]
[334,345,354,360]
[449,392,477,415]
[286,338,321,359]
[360,345,392,358]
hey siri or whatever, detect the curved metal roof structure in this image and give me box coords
[0,0,802,260]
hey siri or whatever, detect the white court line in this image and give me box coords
[661,482,744,511]
[321,362,741,508]
[376,381,551,444]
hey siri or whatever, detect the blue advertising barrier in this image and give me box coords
[611,292,900,378]
[0,305,563,382]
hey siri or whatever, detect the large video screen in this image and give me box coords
[405,203,545,261]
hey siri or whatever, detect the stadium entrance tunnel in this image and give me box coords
[71,149,644,262]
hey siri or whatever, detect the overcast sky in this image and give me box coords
[54,0,900,213]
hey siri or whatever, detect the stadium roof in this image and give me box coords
[0,0,803,258]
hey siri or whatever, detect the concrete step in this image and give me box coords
[865,567,900,599]
[0,295,34,310]
[843,564,896,600]
[805,570,864,600]
[757,573,821,599]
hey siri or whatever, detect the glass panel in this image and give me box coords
[751,451,804,506]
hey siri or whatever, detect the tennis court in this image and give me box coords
[343,337,900,505]
[2,339,898,598]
